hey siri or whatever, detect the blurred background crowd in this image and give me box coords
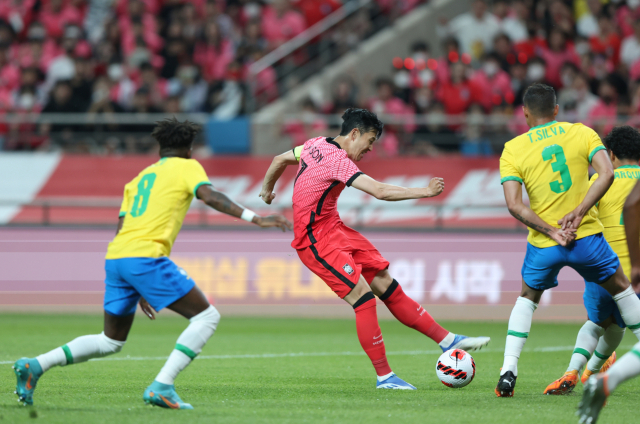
[0,0,638,155]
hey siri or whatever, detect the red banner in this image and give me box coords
[9,155,521,229]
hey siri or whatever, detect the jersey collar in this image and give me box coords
[529,120,558,131]
[617,165,640,170]
[325,137,342,149]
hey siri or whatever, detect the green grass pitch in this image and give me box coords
[1,314,639,424]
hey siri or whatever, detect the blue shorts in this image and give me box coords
[104,257,195,316]
[522,233,619,291]
[584,281,640,328]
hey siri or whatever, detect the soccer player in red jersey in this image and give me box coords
[259,108,490,389]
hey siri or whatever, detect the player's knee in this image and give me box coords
[100,332,125,354]
[190,305,221,332]
[352,291,376,310]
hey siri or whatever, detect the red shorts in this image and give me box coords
[297,223,389,299]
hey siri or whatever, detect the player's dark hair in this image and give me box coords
[603,126,640,162]
[523,83,556,118]
[339,108,384,139]
[151,117,200,151]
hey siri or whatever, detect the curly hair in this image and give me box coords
[603,126,640,162]
[151,118,200,150]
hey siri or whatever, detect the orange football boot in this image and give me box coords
[544,370,578,395]
[581,351,616,384]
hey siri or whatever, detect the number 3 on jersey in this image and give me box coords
[542,144,572,193]
[130,173,156,217]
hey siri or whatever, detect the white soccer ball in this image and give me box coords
[435,349,476,388]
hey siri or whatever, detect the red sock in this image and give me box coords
[353,293,392,376]
[381,280,449,343]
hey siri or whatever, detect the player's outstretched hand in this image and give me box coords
[257,215,293,232]
[139,297,156,320]
[631,266,640,294]
[425,177,445,197]
[557,209,584,231]
[259,189,276,205]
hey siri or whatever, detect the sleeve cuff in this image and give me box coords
[193,181,212,198]
[118,211,126,218]
[293,146,303,161]
[346,172,364,187]
[500,176,523,185]
[589,146,606,163]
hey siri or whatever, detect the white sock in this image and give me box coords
[37,332,124,372]
[36,348,67,372]
[605,342,640,393]
[377,371,394,382]
[587,325,625,372]
[438,333,455,349]
[155,306,220,385]
[613,287,640,340]
[502,296,537,376]
[567,321,604,373]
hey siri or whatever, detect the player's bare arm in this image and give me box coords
[558,149,614,230]
[503,180,576,246]
[259,149,298,204]
[624,180,640,291]
[116,216,124,234]
[197,184,292,232]
[351,174,445,201]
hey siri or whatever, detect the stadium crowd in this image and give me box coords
[0,0,412,151]
[286,0,640,156]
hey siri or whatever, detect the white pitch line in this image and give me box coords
[3,344,634,365]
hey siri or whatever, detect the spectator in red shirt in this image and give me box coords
[437,62,481,118]
[471,52,514,111]
[261,0,307,50]
[298,0,342,28]
[368,77,415,156]
[536,28,580,88]
[589,14,622,68]
[587,77,618,136]
[194,20,235,82]
[40,0,83,39]
[282,97,328,147]
[0,42,20,92]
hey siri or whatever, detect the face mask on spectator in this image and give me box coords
[393,70,410,89]
[575,41,590,56]
[527,64,545,81]
[483,62,498,77]
[561,73,573,87]
[419,69,434,86]
[415,93,430,109]
[92,88,109,103]
[108,64,124,81]
[413,52,428,63]
[244,2,261,19]
[628,0,639,8]
[17,93,35,110]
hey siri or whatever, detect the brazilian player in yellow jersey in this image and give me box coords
[495,84,640,397]
[544,126,640,395]
[13,118,292,409]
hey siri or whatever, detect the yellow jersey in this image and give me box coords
[590,164,640,277]
[106,157,211,259]
[500,121,605,248]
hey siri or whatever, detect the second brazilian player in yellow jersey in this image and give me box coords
[590,153,640,277]
[500,120,605,247]
[106,157,212,259]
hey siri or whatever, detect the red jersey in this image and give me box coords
[291,136,363,250]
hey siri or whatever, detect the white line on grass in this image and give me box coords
[2,344,635,365]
